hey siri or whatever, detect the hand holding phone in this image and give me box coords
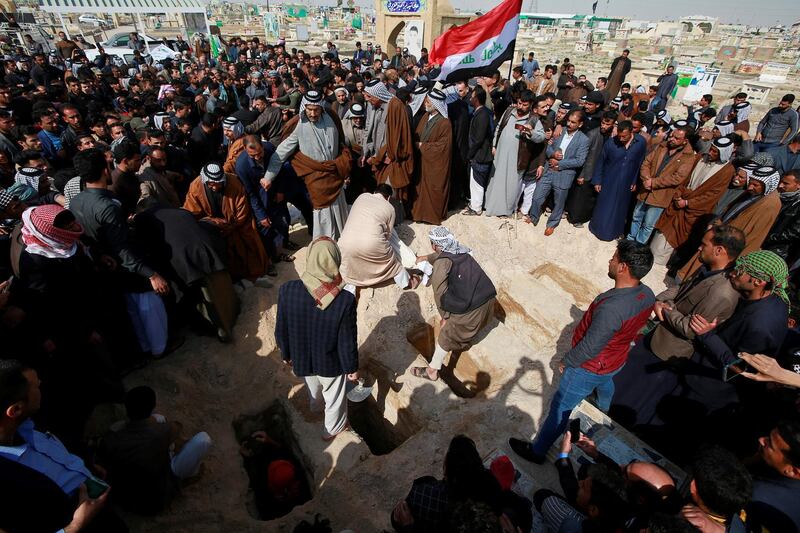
[85,477,109,499]
[569,419,581,443]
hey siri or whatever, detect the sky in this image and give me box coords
[446,0,799,27]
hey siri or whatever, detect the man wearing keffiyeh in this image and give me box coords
[672,250,790,438]
[678,165,783,280]
[264,90,351,240]
[275,237,359,440]
[410,227,496,382]
[411,89,452,225]
[362,79,414,208]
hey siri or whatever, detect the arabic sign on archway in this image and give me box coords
[384,0,425,13]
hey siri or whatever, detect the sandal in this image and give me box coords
[278,253,295,262]
[410,366,439,381]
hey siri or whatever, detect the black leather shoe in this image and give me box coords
[508,438,546,464]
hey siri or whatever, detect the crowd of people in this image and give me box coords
[0,26,799,533]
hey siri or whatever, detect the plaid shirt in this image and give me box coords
[275,280,358,378]
[402,476,449,533]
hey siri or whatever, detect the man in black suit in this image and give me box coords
[463,86,494,216]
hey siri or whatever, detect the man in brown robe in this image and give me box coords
[412,89,453,225]
[677,166,783,280]
[222,116,246,174]
[183,163,269,282]
[362,79,414,204]
[651,137,736,266]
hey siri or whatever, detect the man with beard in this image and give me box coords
[411,89,452,225]
[244,96,283,146]
[264,90,351,240]
[331,86,350,120]
[527,109,588,236]
[484,90,545,217]
[651,137,736,266]
[556,63,577,103]
[462,87,493,216]
[342,103,371,203]
[362,79,414,210]
[589,121,647,241]
[581,91,604,132]
[566,111,615,227]
[627,126,695,245]
[610,224,744,428]
[509,240,654,464]
[606,49,632,100]
[678,166,782,280]
[763,170,800,267]
[755,94,798,152]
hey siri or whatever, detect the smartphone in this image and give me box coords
[85,477,109,499]
[514,123,527,131]
[569,418,581,443]
[723,357,755,382]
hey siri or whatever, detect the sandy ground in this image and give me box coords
[118,211,669,532]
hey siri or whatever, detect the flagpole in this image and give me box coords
[507,39,516,81]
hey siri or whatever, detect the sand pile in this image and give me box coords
[121,213,669,532]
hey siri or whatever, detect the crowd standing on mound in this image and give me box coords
[0,28,798,533]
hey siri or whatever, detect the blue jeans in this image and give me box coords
[531,365,623,456]
[627,201,664,244]
[528,175,570,228]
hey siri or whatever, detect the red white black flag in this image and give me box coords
[428,0,522,83]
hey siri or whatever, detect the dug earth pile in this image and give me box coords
[121,213,668,532]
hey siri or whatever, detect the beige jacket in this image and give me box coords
[650,268,740,360]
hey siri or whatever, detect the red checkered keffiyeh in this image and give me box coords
[21,205,83,259]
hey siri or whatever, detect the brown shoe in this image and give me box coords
[544,227,555,236]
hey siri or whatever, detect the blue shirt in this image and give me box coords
[522,58,540,79]
[0,419,91,496]
[38,128,62,162]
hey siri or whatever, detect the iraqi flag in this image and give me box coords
[429,0,522,83]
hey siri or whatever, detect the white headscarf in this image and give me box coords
[656,109,671,124]
[712,137,734,163]
[734,102,752,123]
[364,79,393,103]
[429,226,470,255]
[715,120,734,137]
[344,103,366,120]
[334,86,349,100]
[153,112,171,131]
